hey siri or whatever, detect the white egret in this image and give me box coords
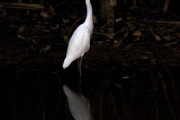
[62,0,94,76]
[63,85,93,120]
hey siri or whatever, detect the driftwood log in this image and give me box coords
[0,3,43,10]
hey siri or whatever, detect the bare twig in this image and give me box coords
[116,83,128,119]
[165,67,180,117]
[148,69,159,120]
[158,73,177,120]
[128,68,137,120]
[155,101,159,120]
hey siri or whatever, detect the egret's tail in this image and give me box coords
[63,57,72,69]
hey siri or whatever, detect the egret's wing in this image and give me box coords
[66,26,86,56]
[63,85,93,120]
[66,27,90,59]
[82,28,91,54]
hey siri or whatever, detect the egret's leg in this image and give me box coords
[77,58,80,75]
[77,56,83,95]
[78,56,83,77]
[77,56,83,77]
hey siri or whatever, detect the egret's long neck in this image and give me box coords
[84,0,93,28]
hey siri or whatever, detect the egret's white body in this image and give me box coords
[63,0,93,69]
[63,85,93,120]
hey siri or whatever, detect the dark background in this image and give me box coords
[0,0,180,120]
